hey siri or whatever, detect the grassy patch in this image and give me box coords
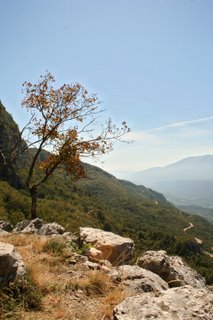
[43,238,67,256]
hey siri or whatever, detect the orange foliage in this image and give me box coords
[20,72,130,217]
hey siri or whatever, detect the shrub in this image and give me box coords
[0,275,42,318]
[43,239,67,256]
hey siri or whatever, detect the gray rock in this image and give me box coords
[79,227,134,265]
[113,285,213,320]
[62,232,74,241]
[13,220,31,232]
[13,219,65,236]
[110,265,168,293]
[38,222,65,235]
[0,221,13,232]
[13,218,43,233]
[72,253,89,263]
[0,242,26,282]
[83,260,100,269]
[137,250,206,288]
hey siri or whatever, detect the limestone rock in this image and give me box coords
[13,218,43,233]
[62,232,75,242]
[83,260,100,270]
[113,285,213,320]
[79,227,134,265]
[84,247,103,262]
[110,265,168,293]
[38,222,65,235]
[137,250,205,288]
[13,219,65,236]
[0,242,26,282]
[0,221,13,232]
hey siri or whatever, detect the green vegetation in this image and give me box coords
[0,101,213,284]
[43,238,67,256]
[1,169,213,283]
[0,275,42,319]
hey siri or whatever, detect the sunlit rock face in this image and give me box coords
[0,242,26,282]
[137,250,206,288]
[109,264,169,294]
[79,227,134,265]
[113,285,213,320]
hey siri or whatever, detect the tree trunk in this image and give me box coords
[30,186,38,219]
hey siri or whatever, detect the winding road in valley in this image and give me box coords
[183,221,213,258]
[183,222,194,232]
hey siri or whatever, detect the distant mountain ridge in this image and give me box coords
[129,155,213,212]
[130,155,213,184]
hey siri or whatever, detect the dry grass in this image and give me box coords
[0,233,47,249]
[0,234,129,320]
[66,270,113,295]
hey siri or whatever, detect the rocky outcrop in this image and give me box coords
[0,221,13,232]
[113,285,213,320]
[38,222,65,235]
[79,227,134,265]
[110,265,168,293]
[0,222,212,319]
[137,250,206,288]
[13,218,43,233]
[0,242,25,282]
[13,219,65,236]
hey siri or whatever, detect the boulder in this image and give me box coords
[79,227,134,265]
[38,222,65,235]
[13,219,65,236]
[113,285,213,320]
[0,221,13,232]
[137,250,206,288]
[110,265,168,293]
[0,242,26,282]
[83,260,100,270]
[13,218,43,233]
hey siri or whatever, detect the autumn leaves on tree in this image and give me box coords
[10,72,130,218]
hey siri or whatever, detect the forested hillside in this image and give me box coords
[0,102,213,283]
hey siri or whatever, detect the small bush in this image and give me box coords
[0,275,42,318]
[43,238,67,256]
[71,241,94,255]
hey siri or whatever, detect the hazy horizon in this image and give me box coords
[1,0,213,175]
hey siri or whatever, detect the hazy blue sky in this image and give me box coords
[1,0,213,177]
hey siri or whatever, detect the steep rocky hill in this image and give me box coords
[0,101,25,188]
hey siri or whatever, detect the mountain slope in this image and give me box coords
[0,101,26,188]
[0,103,213,283]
